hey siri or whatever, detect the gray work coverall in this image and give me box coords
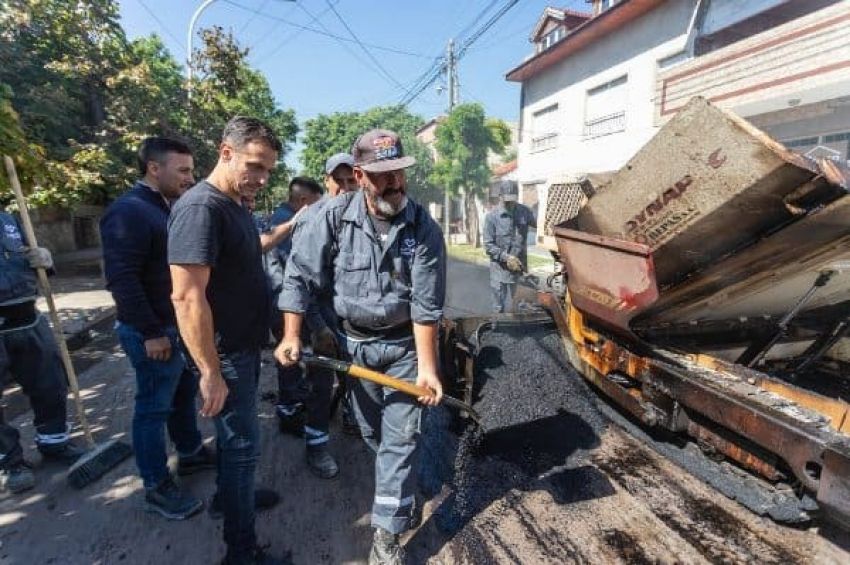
[0,212,69,468]
[483,203,536,313]
[280,190,446,534]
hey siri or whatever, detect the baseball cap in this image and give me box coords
[352,129,416,173]
[325,152,355,175]
[499,180,519,202]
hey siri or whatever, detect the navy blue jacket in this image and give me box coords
[100,182,175,339]
[0,211,38,306]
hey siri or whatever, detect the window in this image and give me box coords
[782,133,850,161]
[584,75,628,139]
[539,26,566,52]
[658,50,690,70]
[531,103,559,152]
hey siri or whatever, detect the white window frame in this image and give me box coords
[531,103,560,153]
[583,75,628,139]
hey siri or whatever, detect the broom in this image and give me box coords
[4,156,132,488]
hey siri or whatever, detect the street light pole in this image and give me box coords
[186,0,218,103]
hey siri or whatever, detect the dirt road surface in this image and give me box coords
[1,260,849,564]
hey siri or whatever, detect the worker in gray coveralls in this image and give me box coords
[275,129,446,565]
[483,179,537,313]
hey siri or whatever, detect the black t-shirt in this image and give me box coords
[168,180,269,352]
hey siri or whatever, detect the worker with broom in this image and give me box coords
[0,208,86,493]
[276,129,446,565]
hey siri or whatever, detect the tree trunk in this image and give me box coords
[465,192,481,248]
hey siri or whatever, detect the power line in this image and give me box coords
[397,0,521,108]
[136,0,186,53]
[254,1,337,65]
[222,0,432,59]
[324,0,404,89]
[237,0,270,36]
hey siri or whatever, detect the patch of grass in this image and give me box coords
[447,244,552,271]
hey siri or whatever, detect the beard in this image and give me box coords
[368,189,408,219]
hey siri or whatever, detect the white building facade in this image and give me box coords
[508,0,850,207]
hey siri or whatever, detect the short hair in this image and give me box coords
[137,137,192,175]
[222,116,283,153]
[288,176,323,199]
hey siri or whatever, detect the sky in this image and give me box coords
[119,0,589,167]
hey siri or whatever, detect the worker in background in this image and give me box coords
[168,116,285,565]
[319,153,361,437]
[0,210,85,494]
[276,129,446,565]
[267,178,323,443]
[101,137,215,520]
[483,180,537,313]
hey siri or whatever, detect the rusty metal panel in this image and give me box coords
[575,96,831,288]
[556,227,658,332]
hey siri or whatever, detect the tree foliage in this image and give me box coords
[430,103,510,246]
[0,1,297,208]
[300,105,441,205]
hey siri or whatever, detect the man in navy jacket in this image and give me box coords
[101,138,214,520]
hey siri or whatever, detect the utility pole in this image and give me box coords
[444,38,456,243]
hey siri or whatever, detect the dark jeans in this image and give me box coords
[213,349,261,556]
[0,315,69,468]
[116,323,203,488]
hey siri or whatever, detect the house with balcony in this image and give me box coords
[507,0,850,206]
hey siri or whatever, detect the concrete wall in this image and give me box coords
[517,0,697,185]
[30,205,104,254]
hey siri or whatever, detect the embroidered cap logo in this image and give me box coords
[372,136,399,161]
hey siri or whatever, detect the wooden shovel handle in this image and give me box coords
[347,364,433,398]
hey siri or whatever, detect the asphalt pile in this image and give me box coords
[432,322,608,534]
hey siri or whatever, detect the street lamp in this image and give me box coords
[186,0,217,102]
[186,0,295,101]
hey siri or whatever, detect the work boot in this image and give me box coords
[306,444,339,479]
[369,527,407,565]
[276,403,305,437]
[0,461,35,494]
[144,475,203,520]
[177,444,217,476]
[222,544,292,565]
[38,440,87,465]
[209,488,281,520]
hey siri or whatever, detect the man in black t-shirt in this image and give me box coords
[168,117,286,565]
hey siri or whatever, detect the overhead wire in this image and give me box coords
[222,0,432,59]
[323,0,405,90]
[253,1,337,65]
[136,0,186,53]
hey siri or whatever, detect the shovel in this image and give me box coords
[301,352,482,425]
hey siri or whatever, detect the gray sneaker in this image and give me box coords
[306,444,339,479]
[0,462,35,494]
[368,527,406,565]
[144,475,203,520]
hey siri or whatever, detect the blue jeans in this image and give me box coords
[213,349,261,556]
[116,323,202,488]
[343,335,422,534]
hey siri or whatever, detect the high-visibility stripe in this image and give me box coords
[304,426,325,437]
[35,432,69,445]
[374,495,414,508]
[306,435,329,446]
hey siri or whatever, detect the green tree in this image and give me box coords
[1,3,298,209]
[300,105,440,206]
[190,26,298,185]
[430,103,510,247]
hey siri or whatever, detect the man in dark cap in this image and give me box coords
[483,180,536,313]
[276,130,446,564]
